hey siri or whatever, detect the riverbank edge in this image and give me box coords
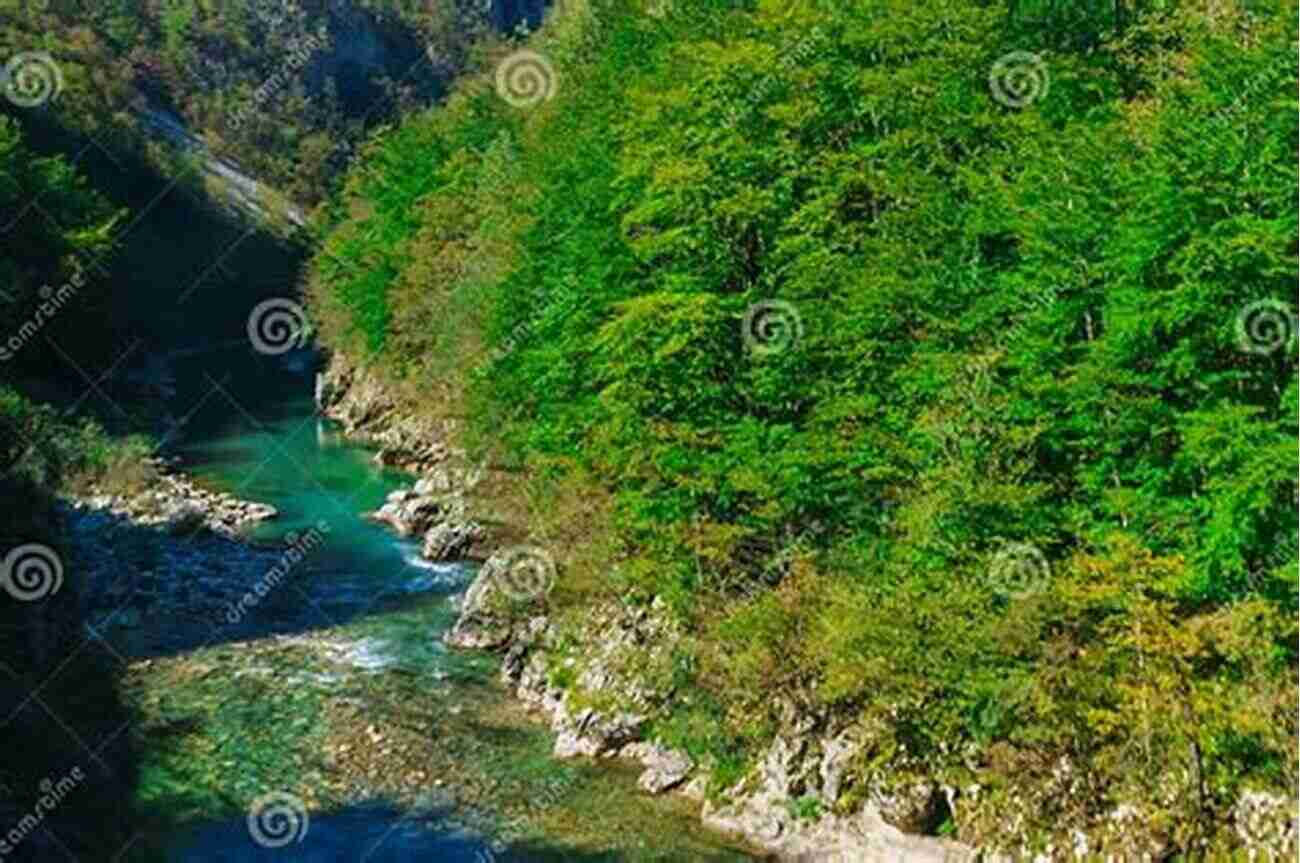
[68,456,279,540]
[313,350,998,863]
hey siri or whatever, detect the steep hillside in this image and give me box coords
[0,0,554,208]
[307,0,1298,856]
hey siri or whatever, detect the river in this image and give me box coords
[101,341,755,861]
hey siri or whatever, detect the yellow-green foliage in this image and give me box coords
[309,0,1298,850]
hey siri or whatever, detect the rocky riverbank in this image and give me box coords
[455,595,978,863]
[60,458,295,656]
[71,457,278,539]
[314,351,991,862]
[315,356,500,562]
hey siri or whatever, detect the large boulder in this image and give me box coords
[552,706,646,759]
[443,555,518,649]
[366,491,446,537]
[422,518,485,561]
[619,742,694,794]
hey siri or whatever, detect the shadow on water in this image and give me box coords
[0,477,141,863]
[73,500,472,663]
[64,342,481,663]
[1,106,310,428]
[168,800,752,863]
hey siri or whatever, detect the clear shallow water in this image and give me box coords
[152,345,755,863]
[156,347,507,860]
[168,346,461,628]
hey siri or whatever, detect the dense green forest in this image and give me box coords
[0,0,503,207]
[0,0,1294,856]
[307,0,1298,853]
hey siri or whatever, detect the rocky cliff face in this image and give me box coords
[441,515,1299,862]
[451,593,980,862]
[315,354,496,561]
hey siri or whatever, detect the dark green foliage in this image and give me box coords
[0,116,120,319]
